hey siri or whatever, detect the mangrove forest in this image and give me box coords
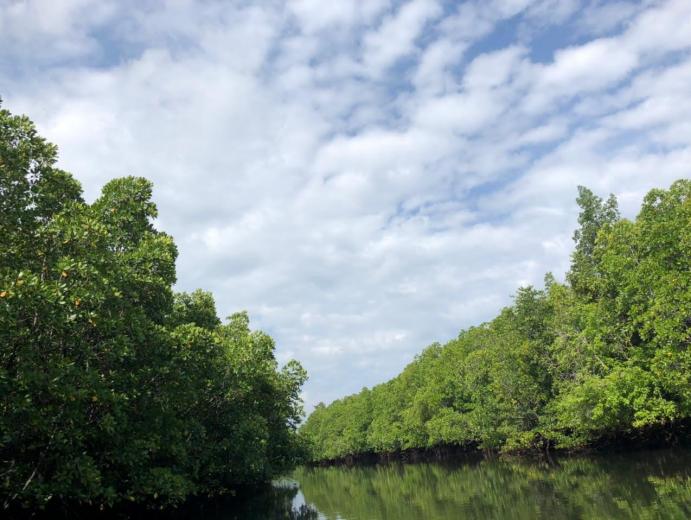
[300,176,690,461]
[1,101,689,517]
[0,103,307,511]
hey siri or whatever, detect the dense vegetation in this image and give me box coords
[0,104,307,510]
[301,179,691,460]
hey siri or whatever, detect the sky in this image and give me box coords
[2,0,690,412]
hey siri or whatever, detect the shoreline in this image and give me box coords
[306,418,691,467]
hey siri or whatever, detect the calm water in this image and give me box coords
[248,448,691,520]
[83,448,688,519]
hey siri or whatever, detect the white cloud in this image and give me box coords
[413,91,505,135]
[363,0,443,74]
[0,0,116,60]
[541,38,638,90]
[463,46,526,90]
[624,0,691,55]
[289,0,391,34]
[413,38,468,95]
[2,0,691,411]
[577,0,650,36]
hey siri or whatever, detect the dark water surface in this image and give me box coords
[251,448,691,520]
[26,448,690,519]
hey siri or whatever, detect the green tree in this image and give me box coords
[0,102,307,510]
[568,186,619,297]
[301,180,690,461]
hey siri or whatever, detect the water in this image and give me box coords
[46,448,687,519]
[271,448,691,520]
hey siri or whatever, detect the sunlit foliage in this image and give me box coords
[0,103,307,509]
[301,179,691,459]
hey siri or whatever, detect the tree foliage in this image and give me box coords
[0,103,307,509]
[301,179,691,460]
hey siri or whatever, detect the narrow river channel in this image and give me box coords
[230,447,690,519]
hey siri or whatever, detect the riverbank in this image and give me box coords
[308,417,691,467]
[4,482,318,520]
[9,446,690,519]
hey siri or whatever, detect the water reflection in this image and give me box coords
[22,482,320,520]
[164,481,320,520]
[293,448,690,519]
[27,449,690,519]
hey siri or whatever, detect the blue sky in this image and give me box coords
[2,0,690,411]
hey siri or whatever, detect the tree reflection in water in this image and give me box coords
[294,448,690,519]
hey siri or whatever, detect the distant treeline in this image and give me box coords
[301,179,691,461]
[0,104,307,510]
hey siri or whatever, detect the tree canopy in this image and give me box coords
[0,103,307,510]
[301,179,691,461]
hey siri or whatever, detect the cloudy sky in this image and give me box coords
[2,0,690,411]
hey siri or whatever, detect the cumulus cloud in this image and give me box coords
[362,0,442,74]
[2,0,691,410]
[0,0,117,64]
[289,0,391,34]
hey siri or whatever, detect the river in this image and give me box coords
[120,447,690,519]
[233,448,691,520]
